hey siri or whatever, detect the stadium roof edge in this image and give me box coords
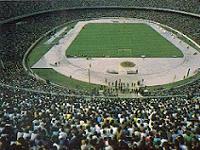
[1,6,200,25]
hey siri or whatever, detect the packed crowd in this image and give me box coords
[0,4,200,150]
[142,78,200,97]
[0,0,200,21]
[0,86,199,149]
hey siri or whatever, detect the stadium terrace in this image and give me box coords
[0,1,200,150]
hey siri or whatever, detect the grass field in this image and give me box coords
[66,23,183,58]
[32,68,100,91]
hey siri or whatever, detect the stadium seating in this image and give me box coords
[0,86,200,149]
[0,0,199,21]
[0,1,200,149]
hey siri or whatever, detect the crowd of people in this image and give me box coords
[0,2,200,150]
[0,0,200,21]
[0,86,200,149]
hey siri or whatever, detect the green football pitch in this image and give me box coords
[66,23,183,58]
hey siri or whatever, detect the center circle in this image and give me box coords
[120,61,136,68]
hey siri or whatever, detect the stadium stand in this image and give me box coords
[0,1,200,149]
[0,0,200,21]
[0,86,199,149]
